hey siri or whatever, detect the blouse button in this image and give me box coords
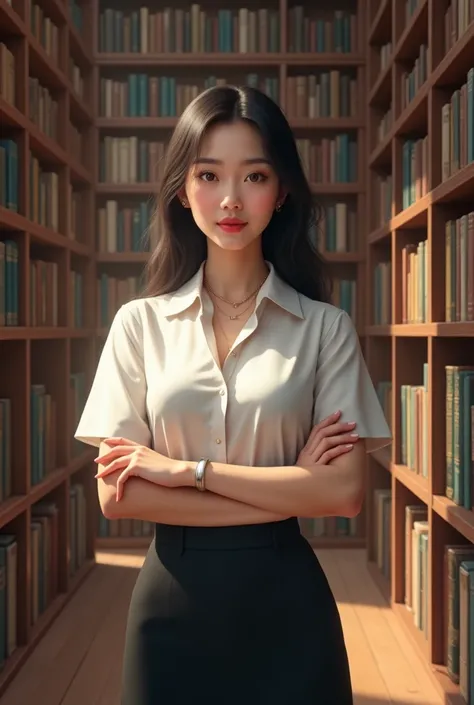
[220,389,225,396]
[215,438,221,444]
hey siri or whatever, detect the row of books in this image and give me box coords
[98,513,154,539]
[97,200,152,254]
[401,239,428,324]
[0,42,15,108]
[373,261,392,326]
[97,274,143,328]
[97,6,356,55]
[29,77,59,142]
[406,506,429,636]
[30,0,60,63]
[0,487,89,667]
[99,74,279,118]
[402,136,428,210]
[31,383,57,486]
[295,134,358,183]
[400,363,429,478]
[400,43,429,111]
[329,278,357,323]
[372,487,391,581]
[70,372,86,458]
[377,104,393,143]
[444,0,474,55]
[374,173,393,228]
[446,212,474,323]
[284,71,358,119]
[446,365,474,510]
[441,67,474,183]
[96,133,359,189]
[315,201,359,253]
[0,399,12,504]
[95,275,358,331]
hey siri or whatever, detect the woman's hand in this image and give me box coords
[94,438,190,501]
[297,410,359,466]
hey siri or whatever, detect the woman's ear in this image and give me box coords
[177,188,189,207]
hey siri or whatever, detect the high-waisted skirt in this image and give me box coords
[120,517,353,704]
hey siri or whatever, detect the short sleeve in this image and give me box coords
[74,304,151,448]
[313,310,392,453]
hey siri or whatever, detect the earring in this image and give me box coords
[181,199,187,207]
[276,202,282,212]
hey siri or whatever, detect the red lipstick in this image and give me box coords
[217,217,247,233]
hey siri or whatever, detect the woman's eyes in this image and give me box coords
[196,171,267,183]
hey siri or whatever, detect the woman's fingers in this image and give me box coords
[306,421,357,455]
[319,443,355,465]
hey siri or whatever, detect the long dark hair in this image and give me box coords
[143,84,331,303]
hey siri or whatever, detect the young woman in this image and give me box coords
[75,85,391,704]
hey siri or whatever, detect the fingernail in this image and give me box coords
[333,410,341,417]
[350,433,359,439]
[346,444,354,449]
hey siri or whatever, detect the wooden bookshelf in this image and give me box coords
[365,0,474,702]
[90,0,369,549]
[0,0,97,693]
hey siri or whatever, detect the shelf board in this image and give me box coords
[96,252,149,263]
[391,195,429,229]
[368,61,392,107]
[0,97,28,131]
[367,222,391,244]
[393,0,428,62]
[95,51,365,67]
[431,162,474,205]
[368,0,391,44]
[0,559,95,698]
[432,495,474,544]
[366,323,474,337]
[0,1,25,36]
[393,464,429,504]
[0,449,94,530]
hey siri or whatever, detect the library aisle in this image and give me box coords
[0,547,443,705]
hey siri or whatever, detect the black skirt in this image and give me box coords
[120,517,353,704]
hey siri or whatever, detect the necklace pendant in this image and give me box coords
[230,315,238,320]
[233,303,239,308]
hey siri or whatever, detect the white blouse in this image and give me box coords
[75,261,392,467]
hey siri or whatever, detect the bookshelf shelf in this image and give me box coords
[365,0,474,702]
[0,0,96,693]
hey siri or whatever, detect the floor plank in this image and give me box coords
[0,548,443,705]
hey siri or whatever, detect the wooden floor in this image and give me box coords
[0,548,444,705]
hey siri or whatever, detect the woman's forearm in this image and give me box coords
[182,441,366,519]
[100,476,290,526]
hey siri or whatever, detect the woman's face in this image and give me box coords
[182,120,284,253]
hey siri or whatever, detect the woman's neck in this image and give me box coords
[203,246,269,302]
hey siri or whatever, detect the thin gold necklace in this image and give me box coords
[205,272,268,308]
[211,294,256,320]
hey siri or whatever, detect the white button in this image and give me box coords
[215,438,221,444]
[220,389,225,396]
[230,351,236,357]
